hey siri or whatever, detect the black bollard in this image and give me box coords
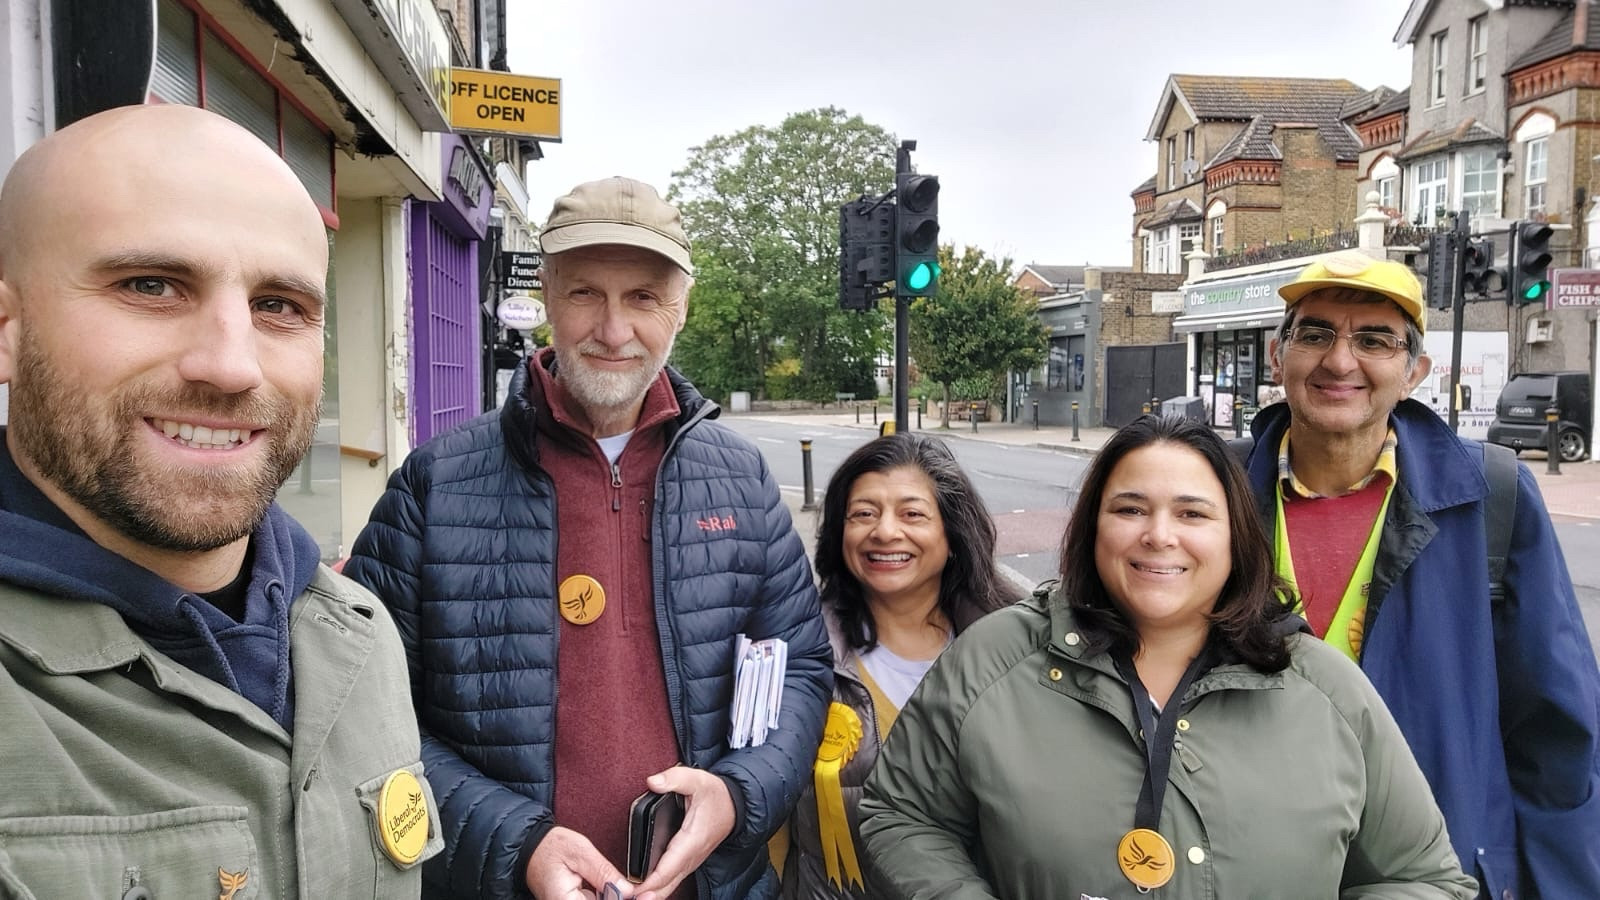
[1071,401,1080,442]
[800,440,818,510]
[873,404,878,426]
[970,403,979,433]
[1547,405,1563,475]
[855,403,860,425]
[1233,400,1245,439]
[1151,395,1160,417]
[1032,399,1040,431]
[916,400,923,430]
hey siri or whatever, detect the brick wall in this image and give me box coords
[1278,124,1358,239]
[1095,271,1186,414]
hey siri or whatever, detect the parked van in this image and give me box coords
[1486,371,1592,462]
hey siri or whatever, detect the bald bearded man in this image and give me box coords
[0,105,436,897]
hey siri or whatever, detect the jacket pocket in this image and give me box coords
[1473,845,1521,900]
[0,806,257,898]
[354,760,444,875]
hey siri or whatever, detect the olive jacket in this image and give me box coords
[859,591,1478,900]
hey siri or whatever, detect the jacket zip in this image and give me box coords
[651,400,718,898]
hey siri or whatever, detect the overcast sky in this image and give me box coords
[506,0,1415,270]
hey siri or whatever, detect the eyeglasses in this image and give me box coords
[1286,325,1409,360]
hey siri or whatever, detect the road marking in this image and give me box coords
[1016,553,1030,558]
[1011,508,1025,514]
[757,437,782,444]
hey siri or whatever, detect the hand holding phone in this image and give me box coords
[626,791,685,883]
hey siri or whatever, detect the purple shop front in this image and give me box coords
[408,134,495,445]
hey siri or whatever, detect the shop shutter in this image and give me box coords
[150,0,199,105]
[283,102,334,210]
[201,30,277,149]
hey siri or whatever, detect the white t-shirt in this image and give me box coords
[858,637,949,710]
[595,430,633,465]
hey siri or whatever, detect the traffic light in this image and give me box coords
[1460,238,1496,299]
[1424,231,1457,310]
[894,172,940,299]
[838,199,894,311]
[1510,220,1553,305]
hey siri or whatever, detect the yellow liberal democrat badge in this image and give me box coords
[558,574,606,625]
[377,769,430,865]
[1117,827,1175,890]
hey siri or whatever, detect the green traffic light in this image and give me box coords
[1524,280,1549,301]
[906,261,935,292]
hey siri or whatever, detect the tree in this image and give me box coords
[909,246,1048,427]
[668,108,897,402]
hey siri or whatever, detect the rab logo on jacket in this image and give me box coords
[697,515,736,532]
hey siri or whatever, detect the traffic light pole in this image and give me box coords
[1447,211,1470,433]
[894,140,914,434]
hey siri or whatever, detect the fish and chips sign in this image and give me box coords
[1549,268,1600,309]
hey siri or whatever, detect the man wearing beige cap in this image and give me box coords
[346,177,832,900]
[1234,250,1600,896]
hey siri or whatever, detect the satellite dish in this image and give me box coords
[1181,157,1200,176]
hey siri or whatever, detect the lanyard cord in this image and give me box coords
[1114,643,1216,832]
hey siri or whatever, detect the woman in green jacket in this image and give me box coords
[777,433,1019,900]
[859,415,1476,900]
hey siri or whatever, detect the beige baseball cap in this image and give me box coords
[1278,249,1426,334]
[538,176,693,274]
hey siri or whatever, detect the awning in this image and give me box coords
[1173,307,1285,335]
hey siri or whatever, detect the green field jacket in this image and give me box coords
[859,592,1478,900]
[0,567,440,899]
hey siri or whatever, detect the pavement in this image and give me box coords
[756,408,1600,557]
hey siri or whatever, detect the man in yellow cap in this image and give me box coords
[1234,249,1600,896]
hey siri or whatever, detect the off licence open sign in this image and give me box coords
[450,68,562,141]
[502,252,542,291]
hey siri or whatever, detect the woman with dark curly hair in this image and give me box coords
[777,433,1019,900]
[859,416,1476,899]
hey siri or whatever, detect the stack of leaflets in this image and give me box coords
[728,635,788,749]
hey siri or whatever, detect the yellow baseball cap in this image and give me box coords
[1278,250,1426,335]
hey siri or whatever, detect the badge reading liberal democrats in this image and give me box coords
[1117,827,1175,890]
[376,769,431,866]
[558,574,606,625]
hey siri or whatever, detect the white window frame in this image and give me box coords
[1166,136,1177,189]
[1459,147,1500,219]
[1153,227,1173,274]
[1206,200,1226,256]
[1525,137,1548,217]
[1183,129,1195,183]
[1467,16,1487,94]
[1412,158,1448,226]
[1430,31,1448,106]
[1141,230,1153,271]
[1370,155,1400,214]
[1516,113,1556,219]
[1179,223,1202,262]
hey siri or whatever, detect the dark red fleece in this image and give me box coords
[529,352,689,894]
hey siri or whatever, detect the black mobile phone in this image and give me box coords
[625,790,684,882]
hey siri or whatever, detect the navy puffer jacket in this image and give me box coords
[345,361,832,900]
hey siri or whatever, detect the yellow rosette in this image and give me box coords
[815,702,865,890]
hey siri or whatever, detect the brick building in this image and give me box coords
[1357,0,1600,379]
[1133,74,1385,275]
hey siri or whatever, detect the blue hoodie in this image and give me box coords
[0,432,318,731]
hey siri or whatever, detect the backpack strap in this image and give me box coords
[1482,442,1519,607]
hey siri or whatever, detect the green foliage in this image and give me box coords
[909,245,1048,424]
[668,108,897,402]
